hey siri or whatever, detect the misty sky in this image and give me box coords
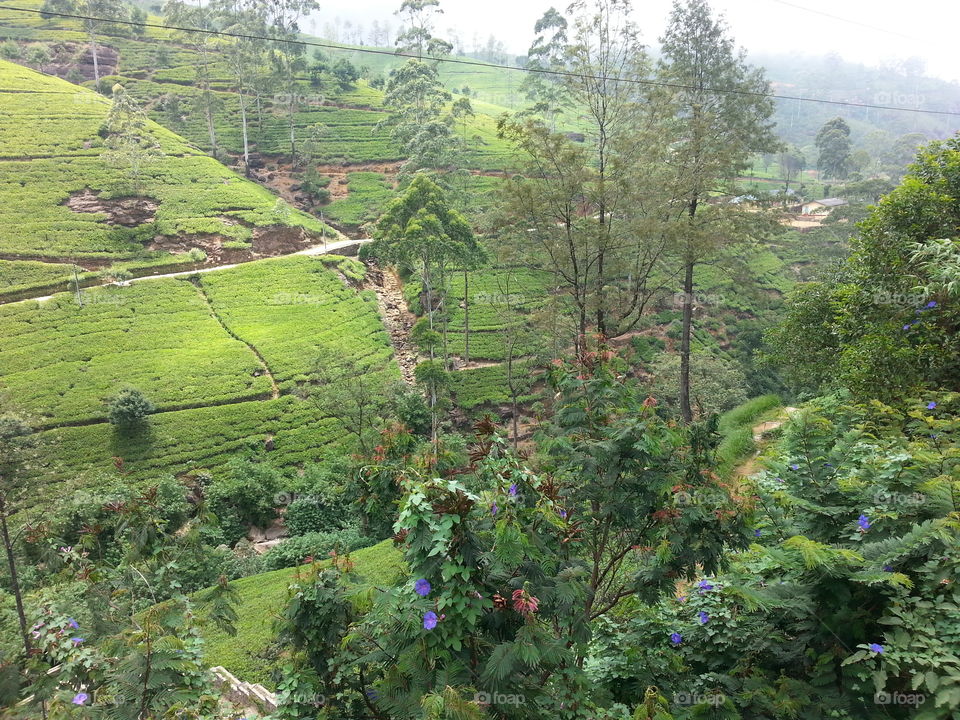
[305,0,960,84]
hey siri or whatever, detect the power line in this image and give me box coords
[1,3,959,117]
[764,0,918,42]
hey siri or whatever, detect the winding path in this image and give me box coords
[1,238,372,306]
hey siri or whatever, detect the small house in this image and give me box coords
[801,197,848,215]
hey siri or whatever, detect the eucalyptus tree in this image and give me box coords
[520,6,570,127]
[382,0,461,175]
[657,0,781,421]
[41,0,129,91]
[499,0,677,354]
[101,84,164,196]
[163,0,222,154]
[264,0,319,163]
[367,175,477,442]
[211,0,268,175]
[0,412,35,659]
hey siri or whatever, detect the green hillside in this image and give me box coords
[5,254,400,510]
[0,58,337,303]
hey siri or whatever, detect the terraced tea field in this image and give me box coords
[3,254,400,508]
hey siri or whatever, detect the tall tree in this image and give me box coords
[41,0,129,91]
[212,0,267,175]
[658,0,780,421]
[163,0,222,155]
[101,84,164,196]
[500,0,677,354]
[382,0,461,175]
[264,0,319,163]
[815,116,852,180]
[520,6,569,127]
[0,412,36,660]
[366,175,477,442]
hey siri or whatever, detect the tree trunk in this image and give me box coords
[289,105,296,164]
[679,258,694,423]
[463,270,470,366]
[0,495,30,657]
[200,50,218,154]
[89,30,100,91]
[238,88,250,176]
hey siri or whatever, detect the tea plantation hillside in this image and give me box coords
[3,254,400,510]
[0,59,335,298]
[0,0,518,170]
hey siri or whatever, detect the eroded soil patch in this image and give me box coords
[65,189,158,226]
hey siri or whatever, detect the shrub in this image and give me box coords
[261,527,373,570]
[206,458,284,544]
[107,387,154,433]
[285,493,350,536]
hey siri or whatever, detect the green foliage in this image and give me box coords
[106,386,155,433]
[205,457,283,544]
[650,351,750,417]
[262,527,374,571]
[764,135,960,399]
[284,485,353,536]
[816,117,853,180]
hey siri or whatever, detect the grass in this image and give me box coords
[196,539,404,686]
[715,394,784,478]
[197,255,398,393]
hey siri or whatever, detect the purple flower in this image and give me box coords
[67,618,79,630]
[883,565,894,572]
[509,483,518,497]
[903,323,913,331]
[678,595,687,603]
[491,502,498,516]
[698,611,709,624]
[697,580,714,593]
[776,477,785,484]
[423,611,438,630]
[926,301,937,309]
[670,632,682,645]
[869,643,884,653]
[790,464,799,471]
[858,514,871,531]
[559,509,567,519]
[927,401,937,410]
[414,579,431,597]
[754,529,762,537]
[72,693,88,705]
[71,637,84,645]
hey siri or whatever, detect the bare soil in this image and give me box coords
[65,189,159,226]
[364,263,419,384]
